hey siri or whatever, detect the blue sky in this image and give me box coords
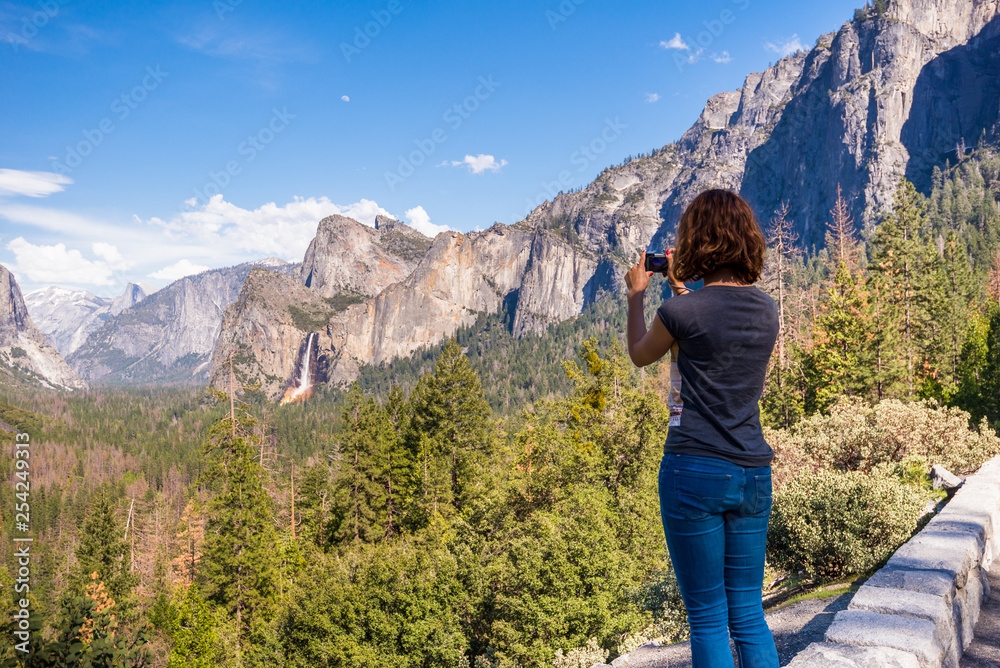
[0,0,861,297]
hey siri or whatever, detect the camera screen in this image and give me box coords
[645,254,669,273]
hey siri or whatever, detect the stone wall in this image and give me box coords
[788,455,1000,668]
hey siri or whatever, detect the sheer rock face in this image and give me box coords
[211,0,1000,396]
[209,269,334,399]
[25,283,150,357]
[296,214,431,298]
[68,259,297,385]
[526,0,1000,250]
[318,225,609,388]
[210,220,611,397]
[0,265,86,390]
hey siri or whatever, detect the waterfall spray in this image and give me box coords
[280,332,317,405]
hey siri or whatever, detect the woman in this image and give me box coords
[624,189,779,668]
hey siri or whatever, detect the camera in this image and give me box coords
[644,253,670,273]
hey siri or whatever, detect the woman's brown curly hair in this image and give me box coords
[672,189,766,284]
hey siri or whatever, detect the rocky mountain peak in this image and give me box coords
[296,214,432,298]
[0,264,86,390]
[0,266,33,334]
[109,283,148,316]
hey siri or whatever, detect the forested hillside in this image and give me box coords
[1,150,999,665]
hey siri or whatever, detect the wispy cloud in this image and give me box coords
[661,33,705,64]
[764,35,805,57]
[148,259,211,281]
[713,51,732,63]
[0,170,72,198]
[176,26,317,65]
[449,154,507,174]
[645,92,660,103]
[660,33,689,51]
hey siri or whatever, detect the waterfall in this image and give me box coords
[298,331,315,391]
[280,332,317,405]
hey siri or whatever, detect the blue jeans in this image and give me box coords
[658,453,778,668]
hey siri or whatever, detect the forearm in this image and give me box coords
[626,290,647,363]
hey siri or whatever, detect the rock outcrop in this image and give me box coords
[297,214,432,298]
[210,218,611,398]
[69,258,296,384]
[525,0,1000,250]
[209,268,339,399]
[0,265,86,390]
[25,283,152,357]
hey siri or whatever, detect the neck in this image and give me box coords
[703,267,752,287]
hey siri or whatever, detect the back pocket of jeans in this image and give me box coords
[671,469,732,520]
[674,469,732,500]
[753,474,772,515]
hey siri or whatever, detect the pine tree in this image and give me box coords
[826,184,860,272]
[762,203,805,427]
[332,387,399,543]
[805,262,876,413]
[73,487,138,612]
[870,179,944,397]
[954,304,1000,428]
[197,390,278,641]
[167,585,217,668]
[405,339,492,522]
[296,463,331,548]
[936,231,977,394]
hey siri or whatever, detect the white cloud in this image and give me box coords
[0,169,73,198]
[92,242,131,271]
[139,195,394,262]
[403,206,450,238]
[341,95,350,102]
[765,35,805,57]
[148,259,211,281]
[450,154,508,174]
[5,237,122,286]
[713,51,732,63]
[645,92,660,103]
[340,199,393,226]
[660,33,689,50]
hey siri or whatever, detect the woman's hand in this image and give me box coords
[625,251,653,298]
[664,247,677,282]
[664,247,688,295]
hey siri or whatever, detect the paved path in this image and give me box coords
[961,566,1000,667]
[615,591,854,667]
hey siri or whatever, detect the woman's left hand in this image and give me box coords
[625,251,653,298]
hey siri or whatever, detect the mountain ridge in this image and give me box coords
[0,265,86,390]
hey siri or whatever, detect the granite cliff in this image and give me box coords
[297,214,432,298]
[207,0,1000,397]
[25,283,152,357]
[69,258,296,385]
[0,265,86,390]
[527,0,1000,250]
[209,268,342,399]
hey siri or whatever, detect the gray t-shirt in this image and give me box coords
[656,285,779,468]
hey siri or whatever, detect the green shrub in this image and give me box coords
[627,571,689,644]
[552,639,607,668]
[767,468,928,581]
[767,398,1000,489]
